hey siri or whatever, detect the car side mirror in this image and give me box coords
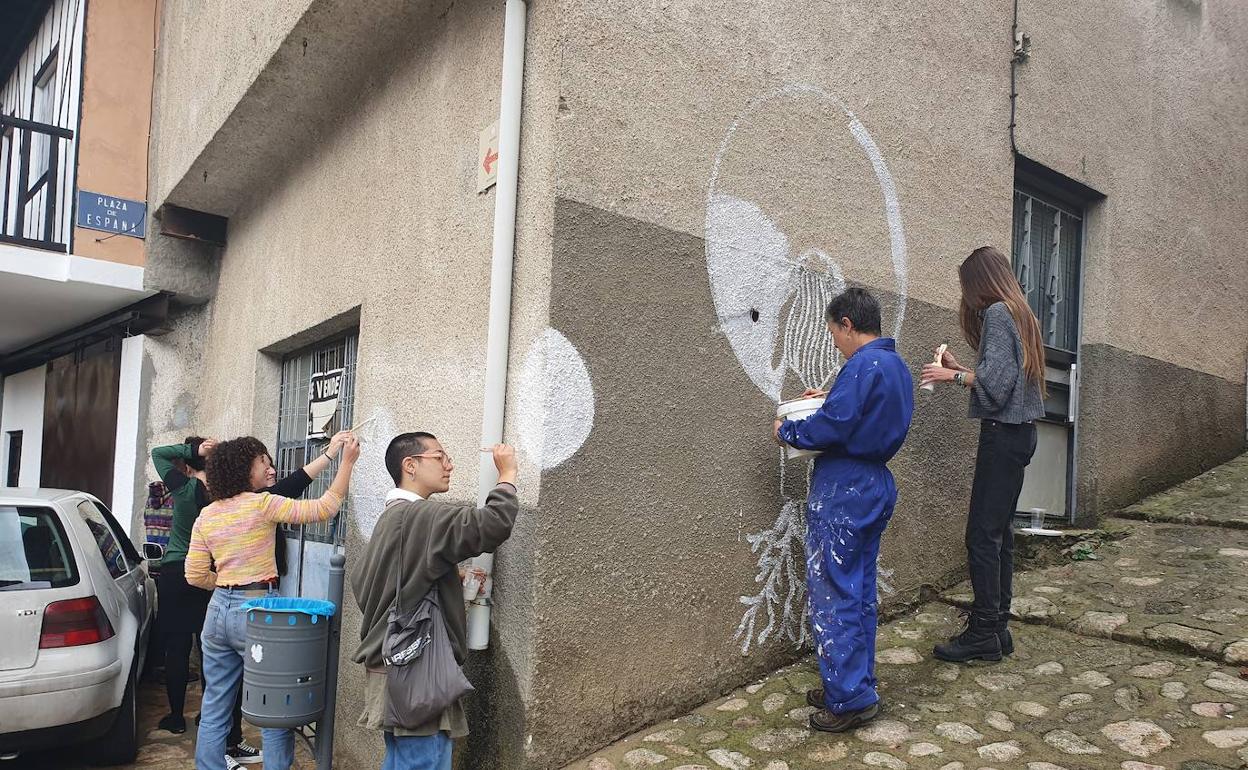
[142,542,165,562]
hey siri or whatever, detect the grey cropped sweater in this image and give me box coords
[969,302,1045,423]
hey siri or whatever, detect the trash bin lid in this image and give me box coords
[240,597,337,617]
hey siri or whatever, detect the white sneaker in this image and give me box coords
[224,758,244,770]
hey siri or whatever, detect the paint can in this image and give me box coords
[775,397,825,460]
[466,599,491,650]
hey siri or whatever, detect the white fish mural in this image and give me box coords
[707,83,911,654]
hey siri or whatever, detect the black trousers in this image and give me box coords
[158,561,243,747]
[966,419,1037,626]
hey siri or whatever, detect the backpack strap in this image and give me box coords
[387,498,440,616]
[386,498,407,615]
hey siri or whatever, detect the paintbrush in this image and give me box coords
[921,343,948,393]
[348,413,378,440]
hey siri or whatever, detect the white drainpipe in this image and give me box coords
[466,0,528,652]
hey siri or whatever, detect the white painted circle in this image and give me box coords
[515,328,595,470]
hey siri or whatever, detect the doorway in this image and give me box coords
[40,339,121,502]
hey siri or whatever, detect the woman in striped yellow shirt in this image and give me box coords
[187,434,360,770]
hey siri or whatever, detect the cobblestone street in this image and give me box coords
[567,454,1248,770]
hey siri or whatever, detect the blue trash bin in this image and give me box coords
[239,598,337,728]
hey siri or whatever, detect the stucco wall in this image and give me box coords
[552,0,1015,309]
[525,202,979,767]
[1016,0,1248,382]
[144,1,559,767]
[1015,0,1248,515]
[523,1,1017,764]
[521,0,1248,765]
[141,0,1248,767]
[1076,343,1246,519]
[137,302,211,521]
[148,0,310,208]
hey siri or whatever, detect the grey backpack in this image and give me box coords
[382,510,474,730]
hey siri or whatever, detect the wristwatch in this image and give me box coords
[953,371,968,387]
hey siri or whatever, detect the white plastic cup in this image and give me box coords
[776,397,825,460]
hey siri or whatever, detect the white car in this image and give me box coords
[0,489,157,765]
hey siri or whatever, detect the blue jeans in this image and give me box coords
[196,588,295,770]
[382,731,452,770]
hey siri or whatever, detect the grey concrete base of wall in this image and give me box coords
[1076,343,1246,523]
[457,629,530,770]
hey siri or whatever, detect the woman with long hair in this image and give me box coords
[920,245,1046,663]
[185,434,360,770]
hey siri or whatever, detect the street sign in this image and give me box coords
[77,191,147,238]
[307,368,344,439]
[478,121,499,193]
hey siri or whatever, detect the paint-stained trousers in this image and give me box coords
[805,459,896,714]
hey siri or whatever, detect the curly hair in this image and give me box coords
[206,437,269,501]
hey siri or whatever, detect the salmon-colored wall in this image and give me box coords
[73,0,157,267]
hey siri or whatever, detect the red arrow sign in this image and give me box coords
[483,148,499,174]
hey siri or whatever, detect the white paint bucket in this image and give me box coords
[776,397,825,460]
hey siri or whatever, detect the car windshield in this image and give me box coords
[0,505,78,590]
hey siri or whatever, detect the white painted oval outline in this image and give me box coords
[705,83,909,342]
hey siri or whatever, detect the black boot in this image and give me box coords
[997,622,1014,656]
[809,702,880,733]
[807,688,886,712]
[933,616,1003,663]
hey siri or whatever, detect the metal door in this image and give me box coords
[40,340,121,502]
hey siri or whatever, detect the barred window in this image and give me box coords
[275,333,357,545]
[1011,186,1082,353]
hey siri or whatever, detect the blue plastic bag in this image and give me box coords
[240,597,336,617]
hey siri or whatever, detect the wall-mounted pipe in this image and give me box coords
[467,0,529,652]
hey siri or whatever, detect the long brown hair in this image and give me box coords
[958,246,1047,396]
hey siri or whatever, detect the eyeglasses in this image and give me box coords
[410,451,453,467]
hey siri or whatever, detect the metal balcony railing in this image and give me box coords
[1,114,73,253]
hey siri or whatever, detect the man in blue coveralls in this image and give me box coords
[773,287,915,733]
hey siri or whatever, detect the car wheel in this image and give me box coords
[88,668,138,766]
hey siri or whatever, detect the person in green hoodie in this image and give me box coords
[151,432,351,767]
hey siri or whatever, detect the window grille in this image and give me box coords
[274,333,357,545]
[1011,186,1082,353]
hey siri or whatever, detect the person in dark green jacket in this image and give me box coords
[152,432,351,767]
[151,437,215,738]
